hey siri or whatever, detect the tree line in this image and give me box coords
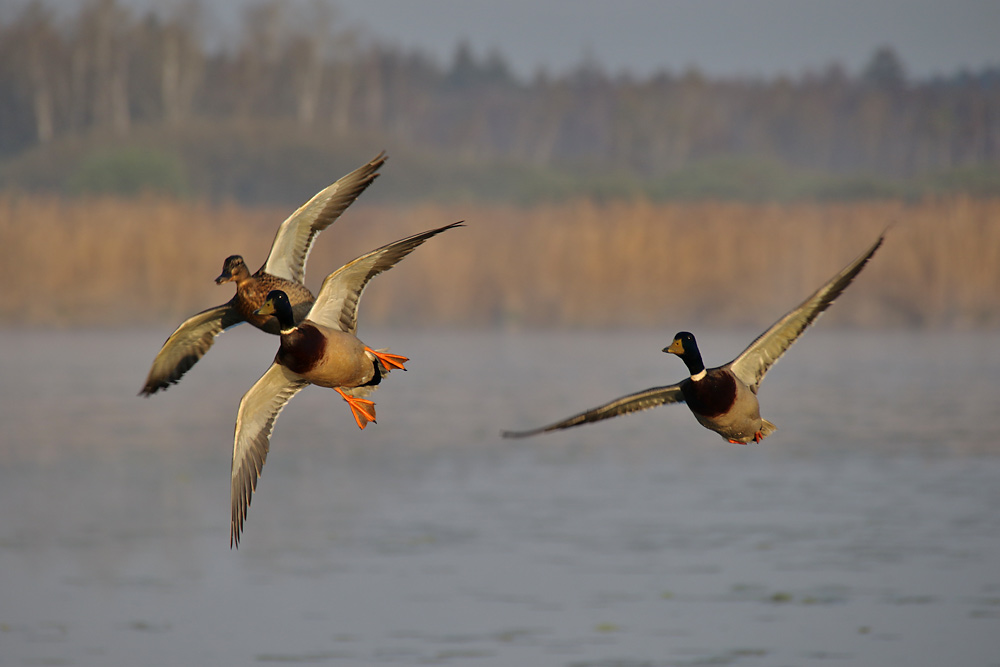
[1,0,998,186]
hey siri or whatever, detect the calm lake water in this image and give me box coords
[1,328,999,667]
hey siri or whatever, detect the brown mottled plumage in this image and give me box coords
[213,255,315,333]
[139,152,386,396]
[230,222,463,547]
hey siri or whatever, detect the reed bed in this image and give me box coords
[1,193,997,330]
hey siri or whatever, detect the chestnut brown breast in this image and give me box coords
[276,324,327,375]
[680,371,737,418]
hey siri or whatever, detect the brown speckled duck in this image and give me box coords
[230,222,463,547]
[139,152,386,396]
[503,231,885,445]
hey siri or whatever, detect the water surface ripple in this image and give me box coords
[1,329,998,666]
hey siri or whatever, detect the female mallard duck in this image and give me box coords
[503,231,885,444]
[230,221,462,547]
[139,152,386,396]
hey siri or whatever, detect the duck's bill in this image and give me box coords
[664,340,683,355]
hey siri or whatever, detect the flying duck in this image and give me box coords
[230,221,463,547]
[139,152,386,396]
[503,231,885,444]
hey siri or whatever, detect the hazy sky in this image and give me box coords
[331,0,1000,79]
[17,0,1000,79]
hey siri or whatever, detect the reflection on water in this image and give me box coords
[1,328,999,666]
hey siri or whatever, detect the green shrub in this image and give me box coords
[67,147,189,197]
[925,164,1000,197]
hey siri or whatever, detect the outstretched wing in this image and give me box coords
[262,152,386,283]
[728,231,885,392]
[139,303,243,396]
[502,383,686,438]
[306,222,463,334]
[231,363,308,548]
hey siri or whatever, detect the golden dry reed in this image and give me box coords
[1,193,997,330]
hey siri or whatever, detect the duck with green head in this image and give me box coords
[139,152,386,396]
[663,331,776,444]
[229,221,463,547]
[253,288,402,428]
[503,231,885,445]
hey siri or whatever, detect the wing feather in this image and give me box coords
[728,232,885,391]
[307,222,463,333]
[502,383,686,438]
[231,363,308,548]
[139,303,243,396]
[262,152,386,283]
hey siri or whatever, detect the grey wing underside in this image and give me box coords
[231,363,309,548]
[502,383,686,438]
[728,231,885,391]
[139,302,244,396]
[262,151,387,283]
[307,221,464,334]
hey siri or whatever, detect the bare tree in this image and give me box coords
[159,0,204,127]
[285,0,337,127]
[14,1,60,143]
[233,0,286,118]
[356,46,385,130]
[75,0,132,136]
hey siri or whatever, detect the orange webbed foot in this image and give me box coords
[367,347,409,371]
[728,438,750,445]
[335,388,377,430]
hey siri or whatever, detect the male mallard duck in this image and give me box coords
[230,221,462,547]
[503,231,885,444]
[139,152,386,396]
